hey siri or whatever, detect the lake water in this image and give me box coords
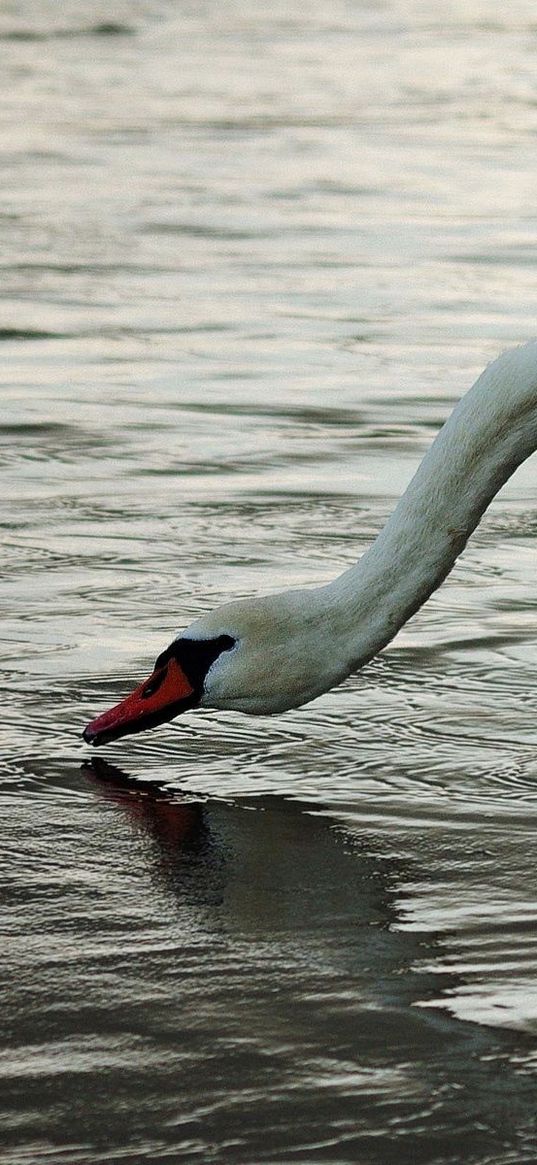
[3,2,537,1161]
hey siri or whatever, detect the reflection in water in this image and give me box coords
[86,759,206,855]
[3,760,513,1163]
[2,765,537,1163]
[84,756,403,946]
[85,758,225,909]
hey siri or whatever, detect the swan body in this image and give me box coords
[84,342,537,746]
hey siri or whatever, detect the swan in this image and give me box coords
[83,342,537,747]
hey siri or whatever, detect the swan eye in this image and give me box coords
[149,634,236,693]
[141,667,166,699]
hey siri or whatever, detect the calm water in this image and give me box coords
[3,2,537,1161]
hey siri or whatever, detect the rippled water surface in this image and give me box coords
[4,2,537,1162]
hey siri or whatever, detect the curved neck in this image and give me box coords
[324,343,537,674]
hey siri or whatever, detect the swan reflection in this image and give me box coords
[74,760,537,1159]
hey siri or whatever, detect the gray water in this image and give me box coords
[3,2,537,1162]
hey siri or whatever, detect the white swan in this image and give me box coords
[84,342,537,747]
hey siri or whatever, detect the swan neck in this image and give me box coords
[326,345,537,671]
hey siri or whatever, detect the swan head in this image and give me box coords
[83,588,344,746]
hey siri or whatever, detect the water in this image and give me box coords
[3,1,537,1160]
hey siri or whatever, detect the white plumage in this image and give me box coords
[84,343,537,746]
[190,342,537,713]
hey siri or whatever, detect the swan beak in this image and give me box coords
[82,657,198,747]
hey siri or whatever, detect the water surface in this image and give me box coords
[3,2,537,1161]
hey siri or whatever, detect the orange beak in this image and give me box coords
[83,657,197,747]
